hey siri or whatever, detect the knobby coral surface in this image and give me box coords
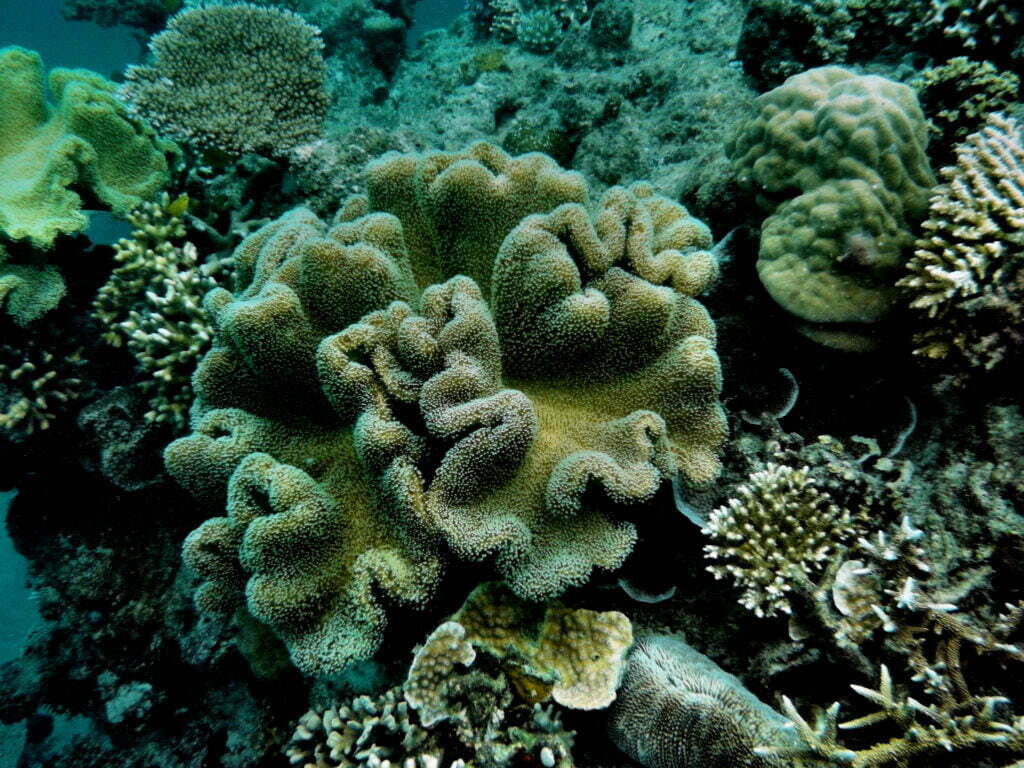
[166,142,724,675]
[122,4,329,157]
[727,66,934,339]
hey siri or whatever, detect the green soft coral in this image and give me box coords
[167,143,724,675]
[0,46,175,247]
[0,244,66,325]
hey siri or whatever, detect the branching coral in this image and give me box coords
[93,193,227,428]
[0,342,88,439]
[727,66,935,340]
[167,142,723,675]
[122,5,329,157]
[0,45,175,247]
[898,113,1024,380]
[468,0,592,52]
[702,463,865,618]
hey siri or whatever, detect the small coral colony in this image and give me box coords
[2,0,1024,766]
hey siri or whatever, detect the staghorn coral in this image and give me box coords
[911,57,1021,156]
[167,142,724,675]
[451,582,633,710]
[607,635,795,768]
[0,46,175,247]
[93,193,227,428]
[727,66,935,339]
[898,113,1024,380]
[703,463,865,618]
[0,342,88,439]
[122,5,329,157]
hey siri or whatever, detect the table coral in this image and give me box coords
[0,46,175,247]
[167,142,723,675]
[897,113,1024,380]
[121,5,329,157]
[727,66,935,338]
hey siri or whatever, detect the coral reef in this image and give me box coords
[703,462,865,618]
[166,142,724,675]
[451,582,633,710]
[0,243,65,326]
[898,113,1024,382]
[0,342,88,439]
[727,66,935,340]
[122,5,329,157]
[61,0,179,34]
[92,193,227,428]
[0,46,175,247]
[608,635,794,768]
[911,58,1021,158]
[469,0,593,53]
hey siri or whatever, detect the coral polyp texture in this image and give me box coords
[0,45,175,247]
[702,463,864,618]
[0,243,65,326]
[607,635,795,768]
[166,142,724,675]
[121,4,329,157]
[897,113,1024,379]
[451,582,633,710]
[727,66,935,341]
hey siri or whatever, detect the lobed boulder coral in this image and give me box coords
[0,46,175,247]
[727,67,935,344]
[167,142,725,675]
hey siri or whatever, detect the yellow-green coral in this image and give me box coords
[451,582,633,710]
[897,113,1024,379]
[0,46,175,247]
[0,343,87,438]
[0,243,66,326]
[167,142,723,675]
[727,66,935,335]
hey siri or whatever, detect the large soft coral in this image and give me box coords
[167,143,724,675]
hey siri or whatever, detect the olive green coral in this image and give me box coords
[167,142,723,675]
[0,243,66,326]
[727,66,935,336]
[0,46,175,247]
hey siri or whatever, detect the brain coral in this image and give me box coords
[121,5,328,157]
[607,635,794,768]
[0,46,175,247]
[166,142,725,675]
[727,66,935,334]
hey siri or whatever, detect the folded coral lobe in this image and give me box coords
[167,143,725,675]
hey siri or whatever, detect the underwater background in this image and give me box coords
[1,0,1023,767]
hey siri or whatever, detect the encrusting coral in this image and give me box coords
[121,4,329,157]
[166,142,724,675]
[92,193,227,428]
[898,112,1024,380]
[450,582,633,711]
[703,462,866,618]
[0,45,175,247]
[727,66,935,342]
